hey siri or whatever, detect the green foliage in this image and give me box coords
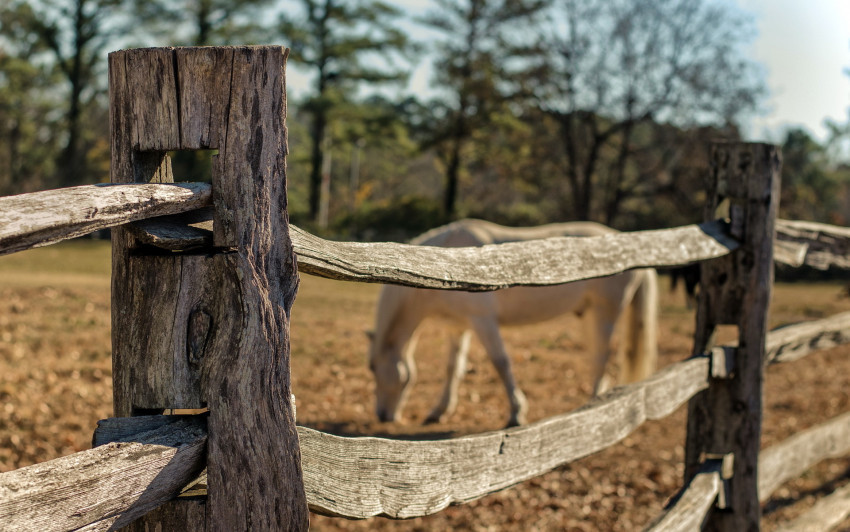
[131,0,273,46]
[780,128,842,224]
[0,0,124,188]
[332,195,447,242]
[0,51,62,193]
[278,0,415,221]
[418,0,546,217]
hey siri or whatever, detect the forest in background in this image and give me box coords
[2,0,849,239]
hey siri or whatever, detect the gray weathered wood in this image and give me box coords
[237,220,739,290]
[758,411,850,502]
[685,142,782,531]
[765,311,850,365]
[128,212,740,290]
[776,218,850,270]
[110,46,307,530]
[644,461,723,532]
[0,183,210,257]
[92,414,198,447]
[774,481,850,532]
[0,418,205,532]
[773,238,808,267]
[129,216,738,289]
[118,499,207,532]
[299,355,709,519]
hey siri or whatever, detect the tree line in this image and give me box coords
[2,0,848,239]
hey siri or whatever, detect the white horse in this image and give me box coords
[368,219,659,427]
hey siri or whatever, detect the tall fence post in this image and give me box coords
[109,46,308,530]
[685,142,782,531]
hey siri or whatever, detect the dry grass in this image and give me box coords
[1,240,849,529]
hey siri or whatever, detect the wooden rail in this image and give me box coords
[4,183,850,290]
[766,310,850,365]
[0,418,205,532]
[774,482,850,532]
[775,219,850,270]
[0,183,211,256]
[758,411,850,502]
[644,460,725,532]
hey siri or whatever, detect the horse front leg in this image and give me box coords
[471,318,528,427]
[425,329,472,424]
[588,303,618,396]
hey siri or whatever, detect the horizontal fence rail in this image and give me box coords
[126,215,744,289]
[766,310,850,365]
[0,183,211,256]
[298,355,709,519]
[758,411,850,502]
[3,183,849,287]
[775,219,850,270]
[291,223,738,290]
[774,482,850,532]
[0,418,206,532]
[645,460,725,532]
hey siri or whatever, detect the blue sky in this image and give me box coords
[740,0,850,142]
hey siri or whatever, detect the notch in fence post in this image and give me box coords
[684,142,781,531]
[110,46,308,530]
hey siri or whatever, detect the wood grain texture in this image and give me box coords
[758,411,850,502]
[776,218,850,270]
[773,481,850,532]
[127,216,738,289]
[110,46,307,530]
[765,311,850,365]
[0,183,210,256]
[644,461,722,532]
[291,221,739,290]
[298,355,709,519]
[685,142,782,532]
[0,418,205,532]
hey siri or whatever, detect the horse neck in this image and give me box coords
[374,286,427,353]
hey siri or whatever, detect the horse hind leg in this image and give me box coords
[621,269,659,383]
[471,317,528,427]
[425,329,472,424]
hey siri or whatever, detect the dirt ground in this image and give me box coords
[2,240,850,530]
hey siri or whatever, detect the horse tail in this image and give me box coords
[621,268,659,383]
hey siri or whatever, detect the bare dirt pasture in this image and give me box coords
[1,241,850,530]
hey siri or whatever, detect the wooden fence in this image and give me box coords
[1,45,850,531]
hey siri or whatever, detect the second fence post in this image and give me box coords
[685,142,782,531]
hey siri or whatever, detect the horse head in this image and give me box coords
[368,329,417,423]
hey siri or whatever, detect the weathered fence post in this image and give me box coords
[109,46,308,530]
[685,142,782,531]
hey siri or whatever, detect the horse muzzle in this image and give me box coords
[376,408,396,423]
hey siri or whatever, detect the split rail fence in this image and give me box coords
[2,46,850,531]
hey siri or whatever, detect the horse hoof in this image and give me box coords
[505,417,524,428]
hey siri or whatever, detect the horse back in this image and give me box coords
[411,219,617,248]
